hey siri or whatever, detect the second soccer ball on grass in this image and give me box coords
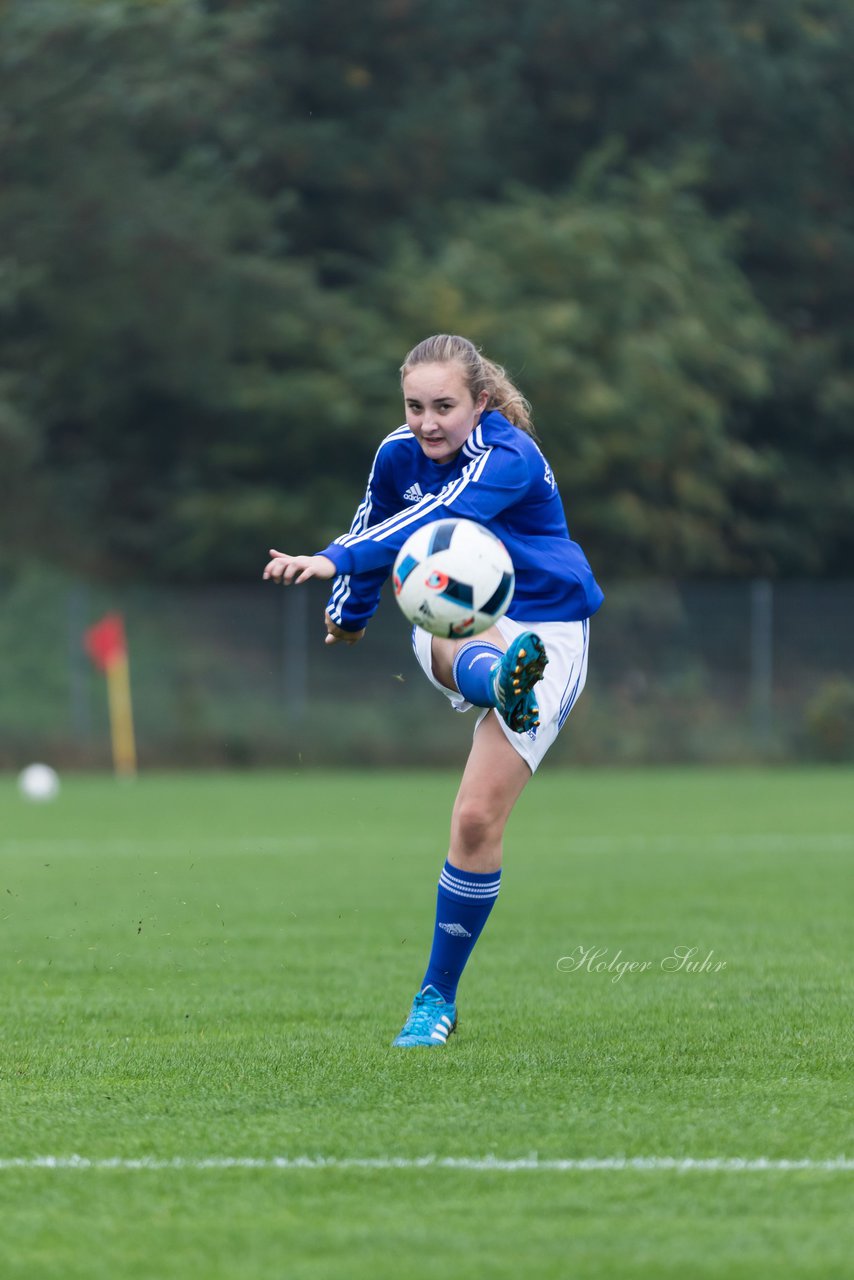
[392,518,515,638]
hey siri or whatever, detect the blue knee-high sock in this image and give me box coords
[452,641,502,707]
[421,860,502,1003]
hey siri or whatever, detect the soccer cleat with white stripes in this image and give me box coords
[391,985,457,1048]
[491,631,548,733]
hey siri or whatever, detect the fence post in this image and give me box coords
[67,583,91,744]
[750,578,774,750]
[283,586,308,723]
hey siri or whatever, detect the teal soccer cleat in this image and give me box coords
[491,631,548,733]
[392,985,457,1047]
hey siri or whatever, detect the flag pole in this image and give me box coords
[105,652,137,777]
[84,613,138,778]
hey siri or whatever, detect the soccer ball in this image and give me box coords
[17,763,61,803]
[392,518,515,638]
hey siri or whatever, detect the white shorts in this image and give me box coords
[412,616,590,773]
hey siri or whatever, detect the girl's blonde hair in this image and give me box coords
[401,335,535,437]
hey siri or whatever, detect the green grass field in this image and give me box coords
[1,767,852,1279]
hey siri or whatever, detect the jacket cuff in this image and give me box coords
[317,542,355,576]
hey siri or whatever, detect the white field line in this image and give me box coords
[6,834,854,865]
[2,833,852,859]
[0,1155,852,1173]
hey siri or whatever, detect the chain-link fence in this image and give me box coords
[2,570,853,769]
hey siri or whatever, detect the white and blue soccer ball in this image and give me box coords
[392,518,515,638]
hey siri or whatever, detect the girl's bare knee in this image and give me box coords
[451,796,502,857]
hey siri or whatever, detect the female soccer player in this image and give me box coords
[264,334,603,1047]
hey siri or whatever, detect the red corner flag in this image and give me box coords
[84,613,137,776]
[84,613,127,672]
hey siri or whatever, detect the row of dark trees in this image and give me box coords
[2,0,852,582]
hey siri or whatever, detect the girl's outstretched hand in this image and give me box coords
[263,550,336,585]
